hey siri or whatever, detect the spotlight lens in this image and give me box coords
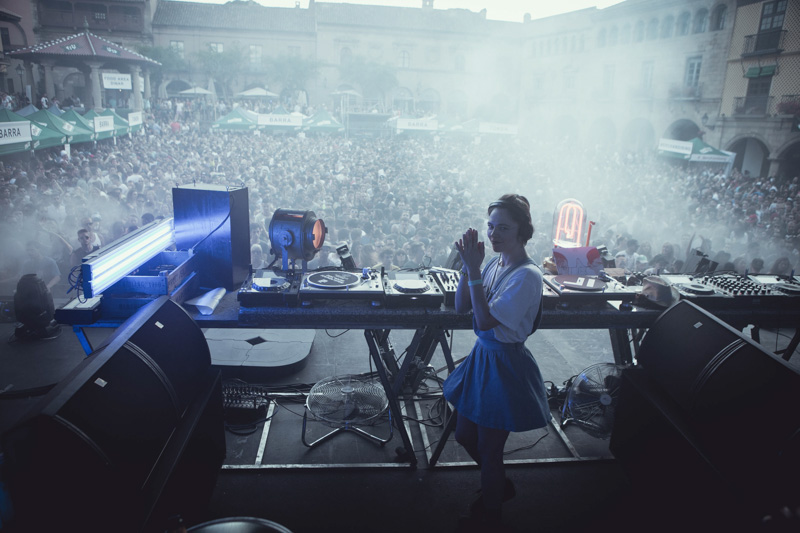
[312,219,326,250]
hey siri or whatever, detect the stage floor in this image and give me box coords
[1,297,798,532]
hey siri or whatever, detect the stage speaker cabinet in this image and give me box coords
[173,183,250,291]
[615,300,800,512]
[2,296,225,533]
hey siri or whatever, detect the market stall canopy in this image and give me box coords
[302,109,344,133]
[256,110,304,131]
[211,108,258,131]
[179,87,213,96]
[101,108,141,133]
[0,109,67,155]
[28,108,95,144]
[235,87,279,98]
[84,109,128,136]
[658,137,735,163]
[15,104,39,117]
[62,109,114,140]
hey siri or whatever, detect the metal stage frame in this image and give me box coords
[60,292,800,469]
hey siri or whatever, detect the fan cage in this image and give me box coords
[560,363,624,439]
[306,374,389,427]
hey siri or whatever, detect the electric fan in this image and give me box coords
[560,363,625,439]
[302,374,392,447]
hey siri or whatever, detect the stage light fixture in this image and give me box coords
[81,218,175,297]
[552,198,586,248]
[268,209,327,271]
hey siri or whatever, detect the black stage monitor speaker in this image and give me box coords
[621,300,800,511]
[2,296,223,533]
[173,183,250,291]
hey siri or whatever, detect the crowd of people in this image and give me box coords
[0,105,798,298]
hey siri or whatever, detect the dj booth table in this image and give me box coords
[61,291,800,468]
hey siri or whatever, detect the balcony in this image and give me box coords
[733,95,774,116]
[776,95,800,116]
[668,83,702,100]
[742,29,787,57]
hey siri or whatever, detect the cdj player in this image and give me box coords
[383,270,444,308]
[238,269,300,307]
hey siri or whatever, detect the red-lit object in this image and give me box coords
[552,199,586,248]
[269,208,327,271]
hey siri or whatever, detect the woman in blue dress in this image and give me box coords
[443,193,550,528]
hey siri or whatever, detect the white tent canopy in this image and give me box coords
[179,87,213,96]
[236,87,279,98]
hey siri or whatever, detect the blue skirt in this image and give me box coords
[443,334,551,432]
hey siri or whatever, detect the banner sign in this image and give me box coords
[102,73,132,90]
[478,122,518,135]
[396,118,438,131]
[127,111,142,126]
[0,121,32,146]
[94,115,115,133]
[657,138,692,156]
[257,114,303,127]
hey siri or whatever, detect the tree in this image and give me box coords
[265,55,321,94]
[338,56,398,105]
[134,45,189,93]
[195,43,247,97]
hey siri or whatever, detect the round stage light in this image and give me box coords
[268,209,327,271]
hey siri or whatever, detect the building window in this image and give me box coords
[685,56,702,87]
[661,15,674,38]
[677,12,691,36]
[760,1,786,31]
[711,5,727,31]
[340,47,352,65]
[597,28,607,48]
[250,45,262,65]
[209,42,223,53]
[0,27,10,50]
[398,50,410,69]
[170,40,184,59]
[646,18,659,40]
[288,46,300,56]
[693,8,709,33]
[634,21,645,42]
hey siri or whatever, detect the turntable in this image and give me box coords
[543,274,636,306]
[238,269,300,307]
[298,269,385,306]
[383,271,444,308]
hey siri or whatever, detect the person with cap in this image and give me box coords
[443,193,549,529]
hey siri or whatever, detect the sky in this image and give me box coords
[176,0,626,23]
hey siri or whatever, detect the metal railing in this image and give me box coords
[743,29,787,56]
[733,95,775,116]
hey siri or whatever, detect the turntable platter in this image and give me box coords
[677,283,716,296]
[305,271,361,289]
[553,275,607,292]
[252,272,290,292]
[393,279,431,294]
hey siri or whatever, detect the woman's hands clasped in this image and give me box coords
[455,228,485,278]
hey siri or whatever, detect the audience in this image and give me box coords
[0,102,798,301]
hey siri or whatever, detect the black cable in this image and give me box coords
[504,430,549,456]
[189,194,234,254]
